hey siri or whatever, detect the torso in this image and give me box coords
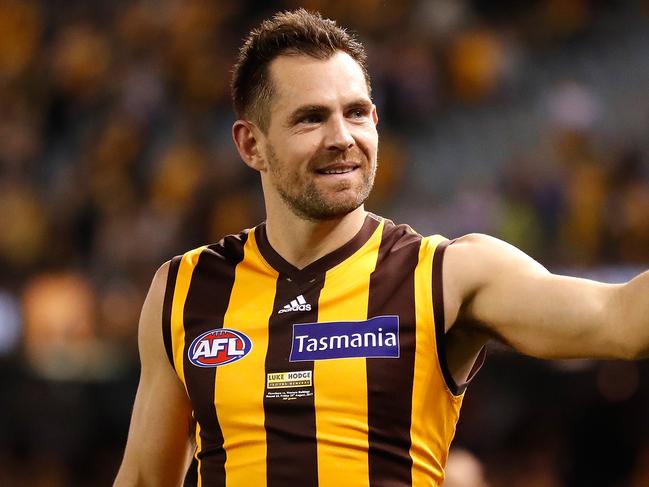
[163,214,472,487]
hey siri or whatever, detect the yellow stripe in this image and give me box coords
[195,422,203,487]
[171,246,207,390]
[218,230,277,487]
[314,220,384,487]
[170,245,207,483]
[410,236,462,487]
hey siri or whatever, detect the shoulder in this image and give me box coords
[138,261,173,363]
[146,261,171,309]
[375,215,423,251]
[165,228,254,270]
[445,233,504,271]
[446,233,545,275]
[443,233,548,307]
[448,232,510,253]
[206,228,252,257]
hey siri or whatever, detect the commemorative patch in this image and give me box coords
[267,370,313,389]
[289,315,399,362]
[265,370,314,400]
[188,328,252,367]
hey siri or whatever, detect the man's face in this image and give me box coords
[260,51,378,221]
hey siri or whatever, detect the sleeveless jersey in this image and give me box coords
[162,213,466,487]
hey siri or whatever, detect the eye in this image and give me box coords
[299,113,322,124]
[348,107,370,119]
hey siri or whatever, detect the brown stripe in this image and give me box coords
[182,233,248,486]
[162,256,181,368]
[432,239,465,395]
[264,273,325,487]
[366,221,422,486]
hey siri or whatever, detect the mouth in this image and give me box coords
[315,162,360,175]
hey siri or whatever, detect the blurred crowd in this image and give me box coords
[0,0,648,485]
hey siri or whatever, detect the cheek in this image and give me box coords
[280,135,321,166]
[356,127,378,157]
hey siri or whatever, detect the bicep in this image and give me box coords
[115,263,194,486]
[447,234,622,359]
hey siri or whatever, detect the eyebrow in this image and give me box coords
[286,104,330,126]
[285,99,373,126]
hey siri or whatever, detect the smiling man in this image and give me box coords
[114,9,649,487]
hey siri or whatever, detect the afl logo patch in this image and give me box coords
[188,328,252,368]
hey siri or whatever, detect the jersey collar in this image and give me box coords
[255,213,381,281]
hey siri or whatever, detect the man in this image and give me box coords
[114,9,648,487]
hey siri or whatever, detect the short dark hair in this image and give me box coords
[231,9,371,131]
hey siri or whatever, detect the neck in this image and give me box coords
[265,206,368,269]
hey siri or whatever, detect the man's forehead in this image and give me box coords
[268,51,370,112]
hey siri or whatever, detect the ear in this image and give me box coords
[232,120,267,171]
[372,104,379,126]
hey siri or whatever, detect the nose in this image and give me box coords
[325,114,354,152]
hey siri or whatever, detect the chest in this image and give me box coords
[180,248,429,426]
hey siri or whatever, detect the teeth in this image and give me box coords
[323,168,353,174]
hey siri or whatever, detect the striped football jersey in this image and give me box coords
[162,213,466,487]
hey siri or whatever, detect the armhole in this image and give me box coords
[464,347,487,385]
[162,256,182,369]
[432,239,464,396]
[433,240,487,396]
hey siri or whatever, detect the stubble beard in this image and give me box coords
[266,145,376,222]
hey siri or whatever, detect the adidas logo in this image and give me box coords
[278,295,312,314]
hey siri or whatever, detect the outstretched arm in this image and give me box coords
[444,233,649,360]
[114,263,194,486]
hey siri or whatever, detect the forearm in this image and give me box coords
[612,270,649,359]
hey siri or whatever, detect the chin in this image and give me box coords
[315,198,367,220]
[278,177,373,221]
[290,198,363,222]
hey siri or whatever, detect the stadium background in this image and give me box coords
[0,0,648,485]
